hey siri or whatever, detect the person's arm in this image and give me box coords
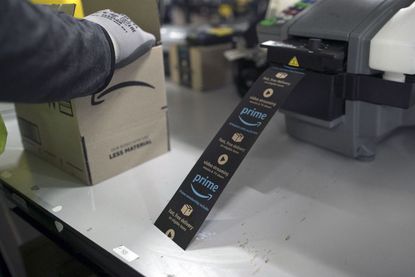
[0,0,115,103]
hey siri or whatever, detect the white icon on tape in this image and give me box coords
[263,88,274,98]
[232,132,244,143]
[218,154,229,165]
[181,204,193,216]
[276,72,288,79]
[166,229,176,239]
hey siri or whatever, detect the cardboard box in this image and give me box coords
[169,43,233,91]
[82,0,161,43]
[15,46,169,184]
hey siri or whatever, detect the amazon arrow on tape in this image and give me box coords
[155,67,304,249]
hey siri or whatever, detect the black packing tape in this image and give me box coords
[155,67,305,249]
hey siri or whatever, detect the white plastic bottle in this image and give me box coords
[369,2,415,82]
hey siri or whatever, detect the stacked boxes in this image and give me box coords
[169,43,233,91]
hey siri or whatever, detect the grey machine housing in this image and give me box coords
[259,0,415,160]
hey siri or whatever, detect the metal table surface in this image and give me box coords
[1,83,415,277]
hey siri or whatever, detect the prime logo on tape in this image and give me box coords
[155,67,304,249]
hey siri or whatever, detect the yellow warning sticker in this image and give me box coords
[288,56,300,67]
[207,27,234,37]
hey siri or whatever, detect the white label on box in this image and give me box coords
[113,245,139,262]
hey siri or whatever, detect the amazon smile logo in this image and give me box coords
[238,107,268,127]
[91,81,155,105]
[190,174,218,201]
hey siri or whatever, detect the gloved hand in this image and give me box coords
[85,10,156,68]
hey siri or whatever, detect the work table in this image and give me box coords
[1,82,415,277]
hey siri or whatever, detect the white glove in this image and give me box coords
[85,10,156,68]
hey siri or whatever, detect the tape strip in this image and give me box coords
[155,67,304,249]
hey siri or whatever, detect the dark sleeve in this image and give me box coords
[0,0,115,103]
